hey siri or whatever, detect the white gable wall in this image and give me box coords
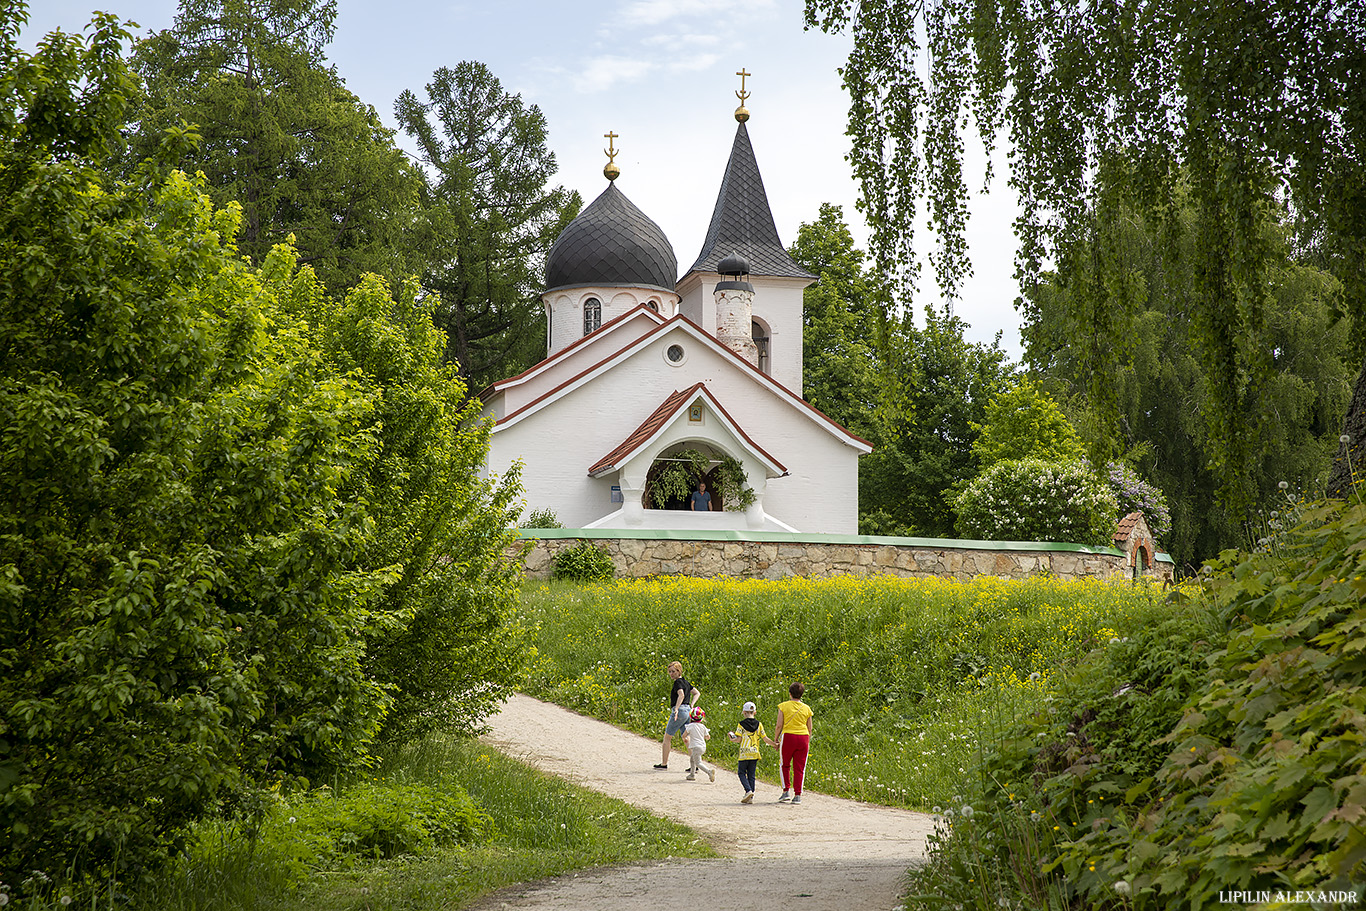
[544,286,679,357]
[486,325,862,532]
[676,273,809,395]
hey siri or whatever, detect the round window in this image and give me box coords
[666,344,685,364]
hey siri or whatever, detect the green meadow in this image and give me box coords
[518,573,1185,809]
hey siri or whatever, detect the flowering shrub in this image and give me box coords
[954,458,1119,546]
[1106,462,1172,539]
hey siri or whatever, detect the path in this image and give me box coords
[470,694,937,911]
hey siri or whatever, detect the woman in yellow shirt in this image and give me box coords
[775,682,813,803]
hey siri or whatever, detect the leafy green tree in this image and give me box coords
[790,203,881,439]
[128,0,423,294]
[859,313,1014,536]
[0,10,524,884]
[395,62,580,390]
[1025,188,1351,565]
[805,0,1366,512]
[314,274,525,743]
[0,13,390,879]
[970,379,1086,468]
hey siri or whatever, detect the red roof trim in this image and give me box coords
[478,304,666,401]
[491,312,872,453]
[587,383,787,477]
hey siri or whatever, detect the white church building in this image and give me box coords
[480,94,871,534]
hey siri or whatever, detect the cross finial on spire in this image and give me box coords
[734,68,751,122]
[735,69,751,103]
[603,130,620,181]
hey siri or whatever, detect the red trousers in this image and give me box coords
[780,733,810,794]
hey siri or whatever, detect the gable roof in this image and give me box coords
[1113,511,1150,544]
[588,382,786,478]
[490,312,872,455]
[479,304,666,403]
[686,122,815,280]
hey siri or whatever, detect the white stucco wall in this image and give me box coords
[485,324,863,533]
[677,273,809,395]
[545,286,679,357]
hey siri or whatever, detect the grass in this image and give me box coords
[33,737,712,911]
[517,573,1173,810]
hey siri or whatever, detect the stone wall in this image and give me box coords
[513,532,1175,583]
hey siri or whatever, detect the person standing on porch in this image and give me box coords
[689,480,712,511]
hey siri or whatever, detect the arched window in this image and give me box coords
[583,298,601,335]
[752,319,770,374]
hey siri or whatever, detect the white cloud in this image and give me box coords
[666,52,721,74]
[641,31,722,48]
[617,0,776,28]
[572,54,657,93]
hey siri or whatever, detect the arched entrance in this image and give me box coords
[641,443,734,511]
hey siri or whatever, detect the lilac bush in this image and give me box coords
[954,459,1119,546]
[1106,463,1172,540]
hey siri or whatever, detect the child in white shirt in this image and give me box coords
[683,707,715,782]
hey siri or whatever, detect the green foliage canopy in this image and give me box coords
[128,0,424,294]
[790,203,882,440]
[1027,189,1351,563]
[970,379,1086,468]
[805,0,1366,512]
[859,312,1014,537]
[0,8,524,881]
[395,62,581,389]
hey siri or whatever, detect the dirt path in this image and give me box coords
[471,694,937,911]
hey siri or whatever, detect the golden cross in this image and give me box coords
[604,131,619,164]
[735,68,751,103]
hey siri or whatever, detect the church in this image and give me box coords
[479,80,871,534]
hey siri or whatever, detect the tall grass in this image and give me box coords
[518,574,1170,808]
[33,737,711,911]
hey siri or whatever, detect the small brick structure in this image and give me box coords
[513,525,1175,583]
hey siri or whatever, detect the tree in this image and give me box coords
[805,0,1366,513]
[0,9,524,883]
[128,0,423,294]
[790,203,882,439]
[859,312,1014,536]
[395,62,580,390]
[314,274,525,743]
[970,379,1086,468]
[954,458,1118,546]
[1025,188,1351,565]
[1,13,389,879]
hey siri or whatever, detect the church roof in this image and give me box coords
[588,382,786,478]
[489,313,872,457]
[686,122,815,280]
[545,182,678,294]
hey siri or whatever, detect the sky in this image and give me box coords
[22,0,1025,360]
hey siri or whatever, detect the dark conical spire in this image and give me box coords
[687,122,814,279]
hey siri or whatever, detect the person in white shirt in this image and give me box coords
[683,707,715,782]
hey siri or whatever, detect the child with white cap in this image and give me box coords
[727,700,776,803]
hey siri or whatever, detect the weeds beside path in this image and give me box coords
[474,693,935,910]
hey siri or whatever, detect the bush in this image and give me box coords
[258,781,493,878]
[903,592,1223,908]
[524,508,562,528]
[954,458,1119,546]
[1076,501,1366,904]
[1107,461,1173,540]
[551,540,615,582]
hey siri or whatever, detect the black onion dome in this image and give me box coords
[717,252,750,276]
[544,183,678,294]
